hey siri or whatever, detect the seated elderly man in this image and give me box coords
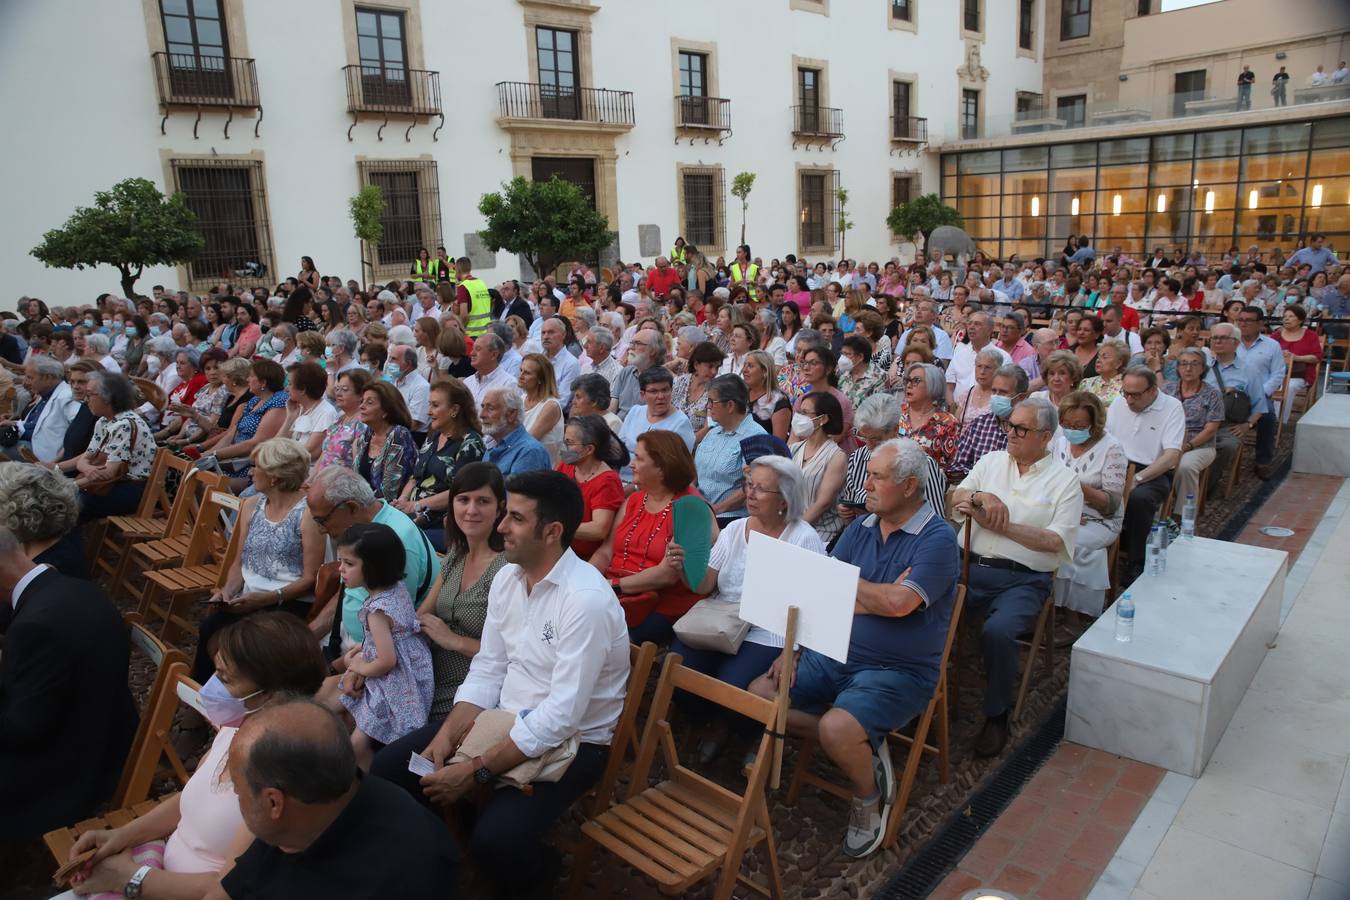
[694,375,765,527]
[0,356,77,463]
[580,325,622,383]
[481,386,551,477]
[607,327,668,417]
[539,316,580,402]
[949,363,1028,479]
[946,311,1012,407]
[949,396,1083,757]
[837,394,946,526]
[462,333,516,411]
[1235,305,1286,480]
[387,345,430,433]
[752,438,959,859]
[1205,323,1268,496]
[1105,366,1185,581]
[1025,327,1062,389]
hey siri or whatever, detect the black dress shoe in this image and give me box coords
[1254,463,1274,480]
[974,716,1009,758]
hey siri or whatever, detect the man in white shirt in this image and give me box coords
[1310,65,1328,86]
[540,316,580,402]
[370,470,630,898]
[487,322,524,377]
[411,285,441,322]
[946,311,1012,405]
[388,345,430,432]
[949,397,1082,758]
[526,295,558,345]
[579,326,622,384]
[1101,305,1143,354]
[1106,366,1185,582]
[897,298,955,362]
[1333,61,1349,84]
[463,333,517,411]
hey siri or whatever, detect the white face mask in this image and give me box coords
[790,411,817,439]
[270,336,286,352]
[836,355,854,376]
[436,355,452,371]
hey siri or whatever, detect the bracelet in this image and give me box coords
[275,588,284,606]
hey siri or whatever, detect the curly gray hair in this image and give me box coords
[0,464,79,542]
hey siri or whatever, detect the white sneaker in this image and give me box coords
[873,740,897,833]
[843,794,885,858]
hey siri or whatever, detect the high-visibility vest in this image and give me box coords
[412,258,435,279]
[729,262,760,298]
[460,277,491,337]
[670,244,688,266]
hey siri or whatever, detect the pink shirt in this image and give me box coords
[162,726,242,874]
[784,290,812,317]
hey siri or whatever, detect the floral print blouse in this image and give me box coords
[897,405,960,471]
[350,423,418,502]
[89,411,157,480]
[316,414,364,471]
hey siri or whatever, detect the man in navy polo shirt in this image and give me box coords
[751,438,958,859]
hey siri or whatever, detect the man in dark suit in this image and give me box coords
[493,280,533,326]
[0,526,137,842]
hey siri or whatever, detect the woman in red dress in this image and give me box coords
[1273,304,1323,424]
[588,430,713,644]
[556,415,626,560]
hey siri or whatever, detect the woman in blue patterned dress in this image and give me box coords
[206,358,289,492]
[349,381,418,502]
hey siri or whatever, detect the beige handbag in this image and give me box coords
[673,596,750,654]
[451,708,578,788]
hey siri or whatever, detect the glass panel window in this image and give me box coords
[1194,157,1237,187]
[1240,151,1307,183]
[801,173,827,248]
[1051,142,1096,168]
[678,51,706,98]
[1195,129,1241,158]
[958,173,1001,197]
[961,89,980,139]
[1151,133,1194,162]
[1313,117,1350,150]
[964,0,980,32]
[957,150,999,174]
[1060,0,1091,40]
[1056,95,1086,128]
[892,0,912,22]
[1148,159,1194,188]
[1003,146,1049,172]
[1173,71,1206,117]
[1019,0,1035,50]
[956,196,1000,220]
[683,172,718,246]
[1310,147,1350,178]
[1242,123,1310,156]
[1099,138,1149,166]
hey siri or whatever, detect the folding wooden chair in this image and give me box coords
[42,665,202,867]
[1107,464,1137,600]
[139,490,244,640]
[111,615,191,808]
[1271,351,1294,445]
[108,469,227,602]
[91,449,193,586]
[1011,591,1055,724]
[571,622,795,900]
[787,586,966,851]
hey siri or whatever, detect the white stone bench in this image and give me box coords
[1293,393,1350,476]
[1066,537,1286,776]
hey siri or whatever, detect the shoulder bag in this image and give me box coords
[1210,359,1251,424]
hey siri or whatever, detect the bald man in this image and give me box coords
[209,699,458,900]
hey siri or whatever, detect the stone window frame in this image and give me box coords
[675,163,727,259]
[887,0,917,34]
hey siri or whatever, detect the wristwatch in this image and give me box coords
[609,575,623,594]
[471,755,493,785]
[124,865,152,898]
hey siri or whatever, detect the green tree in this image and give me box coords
[30,177,204,298]
[836,187,854,259]
[349,183,385,287]
[886,192,964,249]
[730,172,756,246]
[477,176,615,279]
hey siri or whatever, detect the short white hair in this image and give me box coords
[314,465,375,507]
[85,332,110,354]
[875,438,928,485]
[1016,395,1059,432]
[485,386,523,420]
[387,324,416,346]
[748,456,809,524]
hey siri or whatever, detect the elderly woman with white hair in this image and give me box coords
[897,362,960,471]
[955,346,1006,427]
[1079,337,1129,406]
[664,453,826,761]
[84,332,121,373]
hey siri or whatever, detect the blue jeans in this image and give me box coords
[628,612,676,646]
[78,481,146,523]
[965,566,1053,718]
[669,638,781,691]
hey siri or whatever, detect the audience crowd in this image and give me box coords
[1,234,1343,898]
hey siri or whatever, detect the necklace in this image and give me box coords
[620,496,671,569]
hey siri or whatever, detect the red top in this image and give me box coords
[557,463,625,560]
[605,486,703,626]
[171,373,208,408]
[646,266,682,298]
[1274,327,1323,382]
[1118,305,1140,331]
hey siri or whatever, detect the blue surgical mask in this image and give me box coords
[384,361,401,380]
[989,395,1014,419]
[1063,427,1092,446]
[83,318,95,329]
[324,346,335,359]
[125,327,138,338]
[198,673,262,728]
[148,325,162,337]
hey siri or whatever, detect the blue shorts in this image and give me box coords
[789,649,937,747]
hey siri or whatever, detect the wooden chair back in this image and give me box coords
[189,490,244,572]
[1108,463,1136,600]
[110,615,191,807]
[131,376,167,411]
[583,641,659,818]
[206,492,246,591]
[1273,350,1294,444]
[578,650,789,900]
[134,449,181,520]
[114,653,198,809]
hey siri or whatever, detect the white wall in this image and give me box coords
[0,0,1042,303]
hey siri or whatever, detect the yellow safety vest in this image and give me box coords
[729,262,759,298]
[460,277,491,337]
[670,245,688,266]
[412,258,434,279]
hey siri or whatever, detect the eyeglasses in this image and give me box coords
[903,376,925,386]
[1121,389,1151,399]
[745,483,781,496]
[998,421,1042,438]
[310,503,349,528]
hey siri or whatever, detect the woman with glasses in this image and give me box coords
[793,344,856,453]
[1162,347,1224,509]
[664,455,825,763]
[557,414,627,560]
[896,362,959,472]
[314,369,374,474]
[1049,391,1127,617]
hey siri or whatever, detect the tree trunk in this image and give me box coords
[740,205,747,246]
[118,266,138,300]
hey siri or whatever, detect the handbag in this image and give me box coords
[82,416,144,496]
[1211,359,1252,424]
[451,708,578,788]
[673,596,750,654]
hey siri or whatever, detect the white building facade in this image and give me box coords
[0,0,1043,299]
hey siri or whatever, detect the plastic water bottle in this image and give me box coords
[1157,522,1169,573]
[1181,494,1197,541]
[1116,592,1135,642]
[1145,526,1161,576]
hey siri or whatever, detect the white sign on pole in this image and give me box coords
[739,530,859,663]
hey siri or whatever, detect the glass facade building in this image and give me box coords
[940,116,1350,261]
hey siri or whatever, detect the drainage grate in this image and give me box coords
[874,698,1067,900]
